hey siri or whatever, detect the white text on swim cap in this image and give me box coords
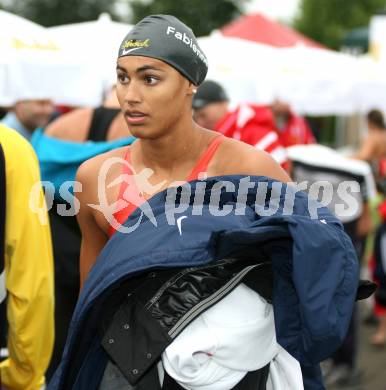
[166,26,208,67]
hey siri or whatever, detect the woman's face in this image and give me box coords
[116,56,194,139]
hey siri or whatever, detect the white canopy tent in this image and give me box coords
[0,10,104,107]
[49,14,132,89]
[2,11,386,114]
[198,34,386,115]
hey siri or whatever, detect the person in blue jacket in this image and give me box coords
[49,14,369,390]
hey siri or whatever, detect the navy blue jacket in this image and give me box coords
[49,176,359,390]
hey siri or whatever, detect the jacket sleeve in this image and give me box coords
[0,131,54,390]
[248,180,358,367]
[285,199,358,365]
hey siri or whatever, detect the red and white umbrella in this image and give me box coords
[221,13,324,49]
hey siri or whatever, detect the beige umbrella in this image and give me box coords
[49,13,133,89]
[0,10,104,106]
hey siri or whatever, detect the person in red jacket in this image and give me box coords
[192,81,289,170]
[270,99,316,147]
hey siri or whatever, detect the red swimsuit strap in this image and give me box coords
[187,135,224,181]
[108,147,139,237]
[109,135,224,237]
[116,146,134,204]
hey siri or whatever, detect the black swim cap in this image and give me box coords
[118,15,208,86]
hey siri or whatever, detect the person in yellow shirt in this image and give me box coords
[0,125,54,390]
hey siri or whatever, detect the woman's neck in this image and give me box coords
[135,119,206,172]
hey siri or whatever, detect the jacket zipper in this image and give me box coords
[168,263,267,338]
[145,259,235,310]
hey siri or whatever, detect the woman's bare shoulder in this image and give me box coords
[76,146,129,186]
[213,137,290,182]
[45,108,93,141]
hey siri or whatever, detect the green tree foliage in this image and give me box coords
[0,0,118,26]
[294,0,386,49]
[129,0,249,36]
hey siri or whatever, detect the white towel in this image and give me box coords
[162,283,303,390]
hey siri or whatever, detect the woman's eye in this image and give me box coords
[117,73,129,84]
[145,76,158,85]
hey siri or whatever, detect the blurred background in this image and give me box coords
[1,1,386,389]
[2,0,386,146]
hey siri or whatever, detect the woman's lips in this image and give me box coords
[125,111,148,125]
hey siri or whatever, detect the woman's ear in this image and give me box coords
[187,82,198,96]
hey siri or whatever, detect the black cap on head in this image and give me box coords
[118,15,208,86]
[192,80,229,110]
[367,109,385,129]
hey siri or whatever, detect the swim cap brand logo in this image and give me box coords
[121,39,151,49]
[166,26,208,66]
